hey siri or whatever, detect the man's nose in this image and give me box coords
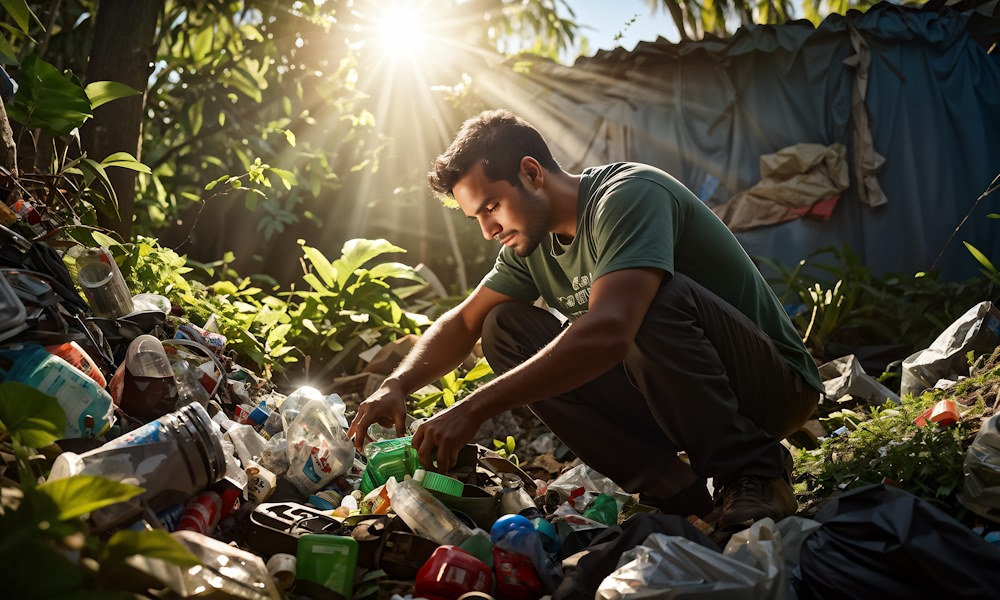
[479,216,501,241]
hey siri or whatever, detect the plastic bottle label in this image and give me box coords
[104,420,165,449]
[34,361,112,437]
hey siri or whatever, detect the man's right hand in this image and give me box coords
[346,380,408,452]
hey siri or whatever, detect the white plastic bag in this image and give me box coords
[283,398,354,495]
[960,413,1000,521]
[597,517,821,599]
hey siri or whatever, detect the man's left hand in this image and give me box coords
[411,400,481,473]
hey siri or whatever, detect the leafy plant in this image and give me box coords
[411,358,495,417]
[493,435,520,466]
[0,382,199,596]
[290,238,431,366]
[759,244,997,363]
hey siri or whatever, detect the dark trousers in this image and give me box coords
[480,273,819,497]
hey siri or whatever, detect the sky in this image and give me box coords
[567,0,680,57]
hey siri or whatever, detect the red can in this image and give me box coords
[415,545,492,600]
[492,547,542,600]
[177,491,222,535]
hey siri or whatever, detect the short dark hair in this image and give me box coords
[428,109,561,197]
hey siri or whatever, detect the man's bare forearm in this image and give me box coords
[382,308,481,395]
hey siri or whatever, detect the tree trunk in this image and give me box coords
[81,0,162,239]
[662,0,691,41]
[0,98,20,203]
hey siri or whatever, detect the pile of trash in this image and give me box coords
[6,228,1000,599]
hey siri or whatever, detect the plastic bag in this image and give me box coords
[283,398,354,495]
[819,354,900,405]
[800,484,1000,599]
[547,464,631,507]
[596,516,818,599]
[960,413,1000,521]
[901,301,1000,397]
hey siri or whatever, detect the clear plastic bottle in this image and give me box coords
[173,360,209,408]
[386,477,472,546]
[72,246,134,318]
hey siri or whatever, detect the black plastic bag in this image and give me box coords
[799,484,1000,599]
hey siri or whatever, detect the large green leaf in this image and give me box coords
[7,54,92,136]
[84,80,141,110]
[0,0,33,34]
[80,158,119,218]
[101,151,152,174]
[965,241,998,275]
[334,239,406,288]
[101,529,200,569]
[368,262,424,283]
[35,475,143,521]
[0,382,66,447]
[0,32,16,65]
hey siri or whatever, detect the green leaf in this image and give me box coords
[101,151,151,174]
[1,0,33,34]
[35,475,143,521]
[283,129,296,147]
[0,382,66,447]
[205,174,229,191]
[101,529,200,569]
[0,32,17,65]
[8,54,92,136]
[188,96,204,135]
[442,389,456,407]
[80,158,119,217]
[268,167,297,190]
[92,230,122,248]
[964,241,998,274]
[334,239,406,288]
[302,245,339,288]
[368,262,423,282]
[463,359,494,382]
[84,80,141,110]
[192,27,213,63]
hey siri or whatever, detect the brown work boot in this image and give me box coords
[716,475,797,531]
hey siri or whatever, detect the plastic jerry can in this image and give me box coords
[415,545,492,599]
[296,533,358,598]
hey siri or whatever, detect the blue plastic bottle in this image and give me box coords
[490,513,564,592]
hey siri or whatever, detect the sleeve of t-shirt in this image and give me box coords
[591,177,681,281]
[481,247,540,300]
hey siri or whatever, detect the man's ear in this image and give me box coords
[520,156,544,189]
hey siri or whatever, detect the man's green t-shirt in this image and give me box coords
[481,162,824,393]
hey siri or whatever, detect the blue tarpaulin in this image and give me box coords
[480,2,1000,280]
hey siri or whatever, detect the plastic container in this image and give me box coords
[491,514,564,592]
[387,477,472,546]
[116,335,180,422]
[49,402,226,529]
[172,360,209,408]
[0,343,114,438]
[493,547,543,600]
[415,545,492,599]
[296,533,358,599]
[361,437,420,495]
[283,398,354,496]
[45,341,107,388]
[74,246,134,318]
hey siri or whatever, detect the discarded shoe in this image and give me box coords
[716,476,796,531]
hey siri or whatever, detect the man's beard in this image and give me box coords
[508,185,550,257]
